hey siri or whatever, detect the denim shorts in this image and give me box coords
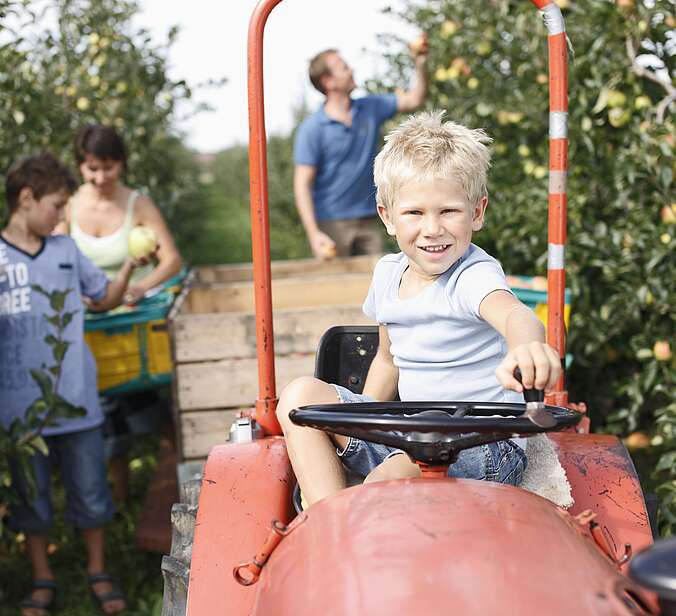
[9,426,115,533]
[332,384,527,486]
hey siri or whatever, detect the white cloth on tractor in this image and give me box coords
[520,434,574,509]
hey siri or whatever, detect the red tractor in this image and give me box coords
[160,1,676,614]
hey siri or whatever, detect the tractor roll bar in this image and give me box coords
[246,0,569,435]
[247,0,284,434]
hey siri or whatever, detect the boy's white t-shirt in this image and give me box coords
[363,244,523,405]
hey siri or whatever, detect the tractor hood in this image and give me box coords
[251,479,655,616]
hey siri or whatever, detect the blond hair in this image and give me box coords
[374,110,492,210]
[308,49,338,95]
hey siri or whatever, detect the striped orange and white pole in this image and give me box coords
[530,0,569,406]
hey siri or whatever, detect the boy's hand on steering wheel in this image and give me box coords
[496,341,561,393]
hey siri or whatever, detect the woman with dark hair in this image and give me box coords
[57,124,183,505]
[61,124,182,304]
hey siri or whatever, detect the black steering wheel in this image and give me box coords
[289,401,581,465]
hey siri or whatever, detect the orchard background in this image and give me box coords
[0,0,674,611]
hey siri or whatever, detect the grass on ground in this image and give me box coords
[0,433,164,616]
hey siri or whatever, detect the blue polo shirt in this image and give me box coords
[294,94,398,221]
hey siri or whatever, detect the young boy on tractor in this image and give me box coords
[276,111,562,507]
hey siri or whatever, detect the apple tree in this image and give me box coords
[0,0,212,261]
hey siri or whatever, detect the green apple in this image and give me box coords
[476,41,492,56]
[634,96,651,110]
[475,102,492,117]
[128,226,158,259]
[608,107,630,127]
[441,20,458,38]
[607,90,627,108]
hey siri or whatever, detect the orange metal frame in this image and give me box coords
[247,0,570,435]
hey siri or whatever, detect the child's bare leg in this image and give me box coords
[276,376,349,506]
[23,533,54,616]
[83,527,126,614]
[364,453,420,484]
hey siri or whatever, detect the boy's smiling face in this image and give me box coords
[377,177,487,282]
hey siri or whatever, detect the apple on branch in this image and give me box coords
[408,33,428,57]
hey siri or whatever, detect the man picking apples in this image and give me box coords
[294,36,429,260]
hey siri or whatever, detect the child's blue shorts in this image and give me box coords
[332,384,527,486]
[9,426,115,533]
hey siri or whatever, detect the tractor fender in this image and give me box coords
[186,437,293,616]
[552,432,654,567]
[251,479,656,616]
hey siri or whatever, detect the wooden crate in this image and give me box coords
[168,255,379,461]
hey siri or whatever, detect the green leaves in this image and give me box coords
[29,368,53,397]
[51,395,86,420]
[29,435,49,456]
[51,340,68,362]
[48,288,71,312]
[31,285,73,313]
[62,311,75,328]
[0,0,209,252]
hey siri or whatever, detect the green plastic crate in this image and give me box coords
[85,272,184,395]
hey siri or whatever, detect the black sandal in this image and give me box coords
[87,572,126,614]
[20,579,57,614]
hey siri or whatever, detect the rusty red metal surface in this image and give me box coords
[552,432,654,568]
[186,438,293,615]
[187,434,656,615]
[250,476,657,615]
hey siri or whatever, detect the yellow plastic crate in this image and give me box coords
[85,327,143,391]
[84,273,184,394]
[85,318,172,393]
[147,320,172,375]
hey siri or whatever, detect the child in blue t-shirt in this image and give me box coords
[1,153,137,615]
[276,111,562,508]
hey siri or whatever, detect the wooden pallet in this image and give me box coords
[168,256,379,461]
